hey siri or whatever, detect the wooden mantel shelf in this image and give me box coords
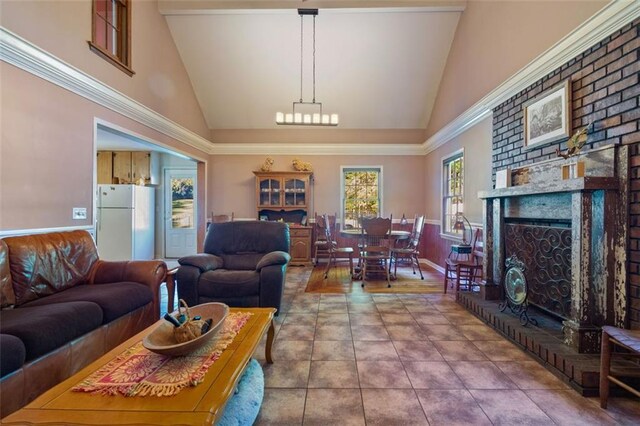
[478,176,619,200]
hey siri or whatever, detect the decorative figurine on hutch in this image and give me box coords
[260,157,274,172]
[292,158,313,172]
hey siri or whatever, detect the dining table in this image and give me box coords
[338,228,411,280]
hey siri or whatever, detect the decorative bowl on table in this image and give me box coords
[143,303,229,356]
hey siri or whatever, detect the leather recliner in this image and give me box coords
[177,221,290,314]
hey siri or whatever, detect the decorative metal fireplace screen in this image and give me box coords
[504,222,572,319]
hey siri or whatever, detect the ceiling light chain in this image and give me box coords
[276,8,338,127]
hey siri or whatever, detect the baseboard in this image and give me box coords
[421,257,445,274]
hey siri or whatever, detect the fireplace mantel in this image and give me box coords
[478,145,629,353]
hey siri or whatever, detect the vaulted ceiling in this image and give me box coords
[160,1,465,137]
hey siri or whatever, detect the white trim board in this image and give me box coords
[0,225,94,238]
[422,258,445,275]
[1,0,638,156]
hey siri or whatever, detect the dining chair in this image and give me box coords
[322,214,354,279]
[389,215,425,279]
[443,228,482,293]
[360,216,392,288]
[313,213,336,265]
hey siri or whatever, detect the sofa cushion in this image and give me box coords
[0,240,16,308]
[0,334,26,377]
[198,270,260,298]
[0,302,103,362]
[222,254,264,271]
[20,282,152,323]
[3,231,99,306]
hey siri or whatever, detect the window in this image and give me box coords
[341,167,382,229]
[171,177,194,229]
[90,0,134,76]
[442,151,464,236]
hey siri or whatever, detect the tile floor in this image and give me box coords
[249,265,640,425]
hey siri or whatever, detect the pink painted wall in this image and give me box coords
[207,155,426,221]
[426,0,607,137]
[0,63,207,231]
[0,0,210,139]
[0,1,210,231]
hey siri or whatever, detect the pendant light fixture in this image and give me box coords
[276,9,338,127]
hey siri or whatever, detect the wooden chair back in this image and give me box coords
[360,217,392,252]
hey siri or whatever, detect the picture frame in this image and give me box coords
[523,80,571,149]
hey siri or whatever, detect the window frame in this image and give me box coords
[340,166,383,230]
[440,148,465,241]
[89,0,134,76]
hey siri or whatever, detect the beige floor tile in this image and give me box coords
[303,389,366,426]
[282,313,317,326]
[412,312,451,325]
[255,388,306,426]
[587,395,640,425]
[526,389,618,425]
[357,361,412,388]
[318,302,348,314]
[270,340,313,360]
[349,313,384,326]
[404,362,465,389]
[361,389,429,425]
[421,324,467,341]
[353,340,399,360]
[386,324,429,341]
[380,312,417,325]
[470,389,555,425]
[416,389,492,425]
[432,340,488,361]
[393,340,444,361]
[350,325,390,341]
[308,360,359,388]
[442,311,484,325]
[315,324,352,340]
[449,361,517,389]
[316,312,349,326]
[311,340,355,360]
[277,324,316,341]
[495,361,570,390]
[262,360,310,388]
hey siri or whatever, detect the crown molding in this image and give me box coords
[210,142,425,156]
[0,27,214,155]
[422,0,640,155]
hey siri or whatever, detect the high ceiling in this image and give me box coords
[161,1,464,132]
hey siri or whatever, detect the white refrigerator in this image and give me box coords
[97,185,155,261]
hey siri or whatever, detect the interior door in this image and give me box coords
[165,169,197,258]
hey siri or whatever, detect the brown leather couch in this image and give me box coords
[0,230,166,418]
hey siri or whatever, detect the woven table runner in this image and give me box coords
[72,312,253,397]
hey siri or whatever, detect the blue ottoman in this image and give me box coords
[217,359,264,426]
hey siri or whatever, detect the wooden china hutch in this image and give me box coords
[253,171,313,266]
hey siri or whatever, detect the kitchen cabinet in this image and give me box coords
[97,151,152,185]
[289,226,312,266]
[253,171,312,210]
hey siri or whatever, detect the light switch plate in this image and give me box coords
[72,207,87,220]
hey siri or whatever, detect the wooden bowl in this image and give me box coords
[143,303,229,356]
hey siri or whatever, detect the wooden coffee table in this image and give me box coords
[1,307,276,425]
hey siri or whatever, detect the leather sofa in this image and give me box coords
[0,230,166,417]
[177,221,290,314]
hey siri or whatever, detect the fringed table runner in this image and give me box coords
[72,312,252,397]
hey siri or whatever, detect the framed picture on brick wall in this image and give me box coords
[523,80,571,149]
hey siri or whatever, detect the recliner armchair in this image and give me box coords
[177,221,291,314]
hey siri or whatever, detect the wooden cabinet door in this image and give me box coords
[132,151,151,182]
[289,227,311,265]
[96,151,113,184]
[112,152,132,184]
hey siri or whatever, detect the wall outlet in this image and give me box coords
[72,207,87,220]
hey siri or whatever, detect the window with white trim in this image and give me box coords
[442,152,464,236]
[341,167,382,229]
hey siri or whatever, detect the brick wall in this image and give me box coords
[491,20,640,329]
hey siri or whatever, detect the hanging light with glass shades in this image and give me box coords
[276,9,338,127]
